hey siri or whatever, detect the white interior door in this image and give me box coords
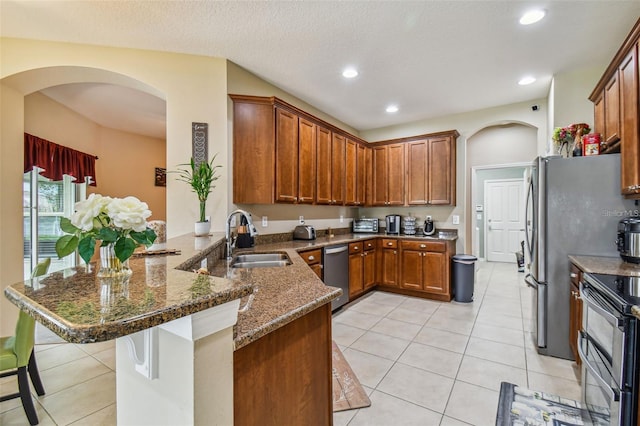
[485,178,525,263]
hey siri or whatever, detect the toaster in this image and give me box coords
[293,225,316,240]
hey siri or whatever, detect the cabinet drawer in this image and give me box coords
[570,264,582,286]
[349,242,363,254]
[401,240,446,252]
[381,239,398,249]
[363,239,376,251]
[300,249,322,265]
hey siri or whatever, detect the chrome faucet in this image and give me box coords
[226,209,258,260]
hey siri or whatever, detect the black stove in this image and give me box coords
[583,273,640,315]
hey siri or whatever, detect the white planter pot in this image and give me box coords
[194,221,211,237]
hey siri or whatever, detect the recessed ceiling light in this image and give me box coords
[342,68,358,78]
[518,76,536,85]
[386,105,399,113]
[519,9,545,25]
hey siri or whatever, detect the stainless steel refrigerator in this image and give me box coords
[524,154,636,360]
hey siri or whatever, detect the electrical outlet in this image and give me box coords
[452,215,460,225]
[230,216,237,227]
[262,216,268,227]
[299,215,304,224]
[340,215,344,223]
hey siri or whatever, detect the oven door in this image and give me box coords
[578,331,619,425]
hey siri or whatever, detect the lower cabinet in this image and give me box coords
[234,304,332,425]
[569,263,583,365]
[299,248,323,280]
[378,239,399,287]
[399,240,452,301]
[349,240,376,299]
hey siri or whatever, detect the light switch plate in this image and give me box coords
[262,216,268,227]
[340,215,344,223]
[452,215,460,225]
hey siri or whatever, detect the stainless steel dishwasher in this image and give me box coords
[323,244,349,311]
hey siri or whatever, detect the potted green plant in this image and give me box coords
[175,155,222,236]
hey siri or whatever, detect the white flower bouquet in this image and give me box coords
[55,194,157,264]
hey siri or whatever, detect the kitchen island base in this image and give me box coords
[116,299,240,426]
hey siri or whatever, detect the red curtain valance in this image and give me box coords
[24,133,97,186]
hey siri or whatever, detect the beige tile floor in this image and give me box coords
[0,261,580,425]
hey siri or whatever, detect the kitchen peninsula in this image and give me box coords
[4,233,341,425]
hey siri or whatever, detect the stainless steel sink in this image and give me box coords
[230,252,292,268]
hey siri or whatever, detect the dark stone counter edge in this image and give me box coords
[4,281,253,344]
[233,288,341,350]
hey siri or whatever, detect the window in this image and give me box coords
[23,169,86,279]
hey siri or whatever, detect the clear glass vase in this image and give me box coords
[98,244,132,278]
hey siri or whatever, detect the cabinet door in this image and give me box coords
[428,137,453,205]
[365,146,373,206]
[594,91,605,140]
[331,133,346,204]
[372,146,388,206]
[620,47,640,196]
[232,99,275,204]
[310,264,323,280]
[387,144,405,205]
[316,126,332,205]
[401,250,423,290]
[298,118,316,203]
[363,250,376,290]
[423,251,447,294]
[407,140,428,205]
[380,248,398,287]
[275,108,299,203]
[604,72,621,144]
[349,253,363,298]
[356,143,367,206]
[569,264,583,364]
[344,139,357,205]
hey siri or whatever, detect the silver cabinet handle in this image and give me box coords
[308,255,315,261]
[570,273,577,278]
[420,244,426,248]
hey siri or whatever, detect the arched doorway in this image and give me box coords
[466,122,538,259]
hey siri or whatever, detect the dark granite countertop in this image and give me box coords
[569,254,640,320]
[568,255,640,277]
[4,233,253,344]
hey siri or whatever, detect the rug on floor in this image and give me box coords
[332,340,371,412]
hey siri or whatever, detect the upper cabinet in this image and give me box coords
[372,143,405,206]
[590,18,640,198]
[406,134,457,206]
[345,138,366,206]
[231,94,458,206]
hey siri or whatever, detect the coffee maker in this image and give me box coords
[423,216,435,236]
[385,215,400,235]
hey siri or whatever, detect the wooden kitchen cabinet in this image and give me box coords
[398,240,452,300]
[406,134,457,206]
[604,72,621,146]
[620,45,640,196]
[316,125,333,204]
[590,19,640,198]
[234,303,332,425]
[569,263,583,365]
[349,240,375,299]
[275,108,299,203]
[300,248,323,280]
[378,239,399,287]
[345,141,367,206]
[297,118,317,203]
[372,143,405,206]
[317,130,346,205]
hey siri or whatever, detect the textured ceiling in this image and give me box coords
[2,1,640,138]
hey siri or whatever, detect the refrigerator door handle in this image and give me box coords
[524,273,536,289]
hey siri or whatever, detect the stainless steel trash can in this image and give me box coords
[452,254,477,303]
